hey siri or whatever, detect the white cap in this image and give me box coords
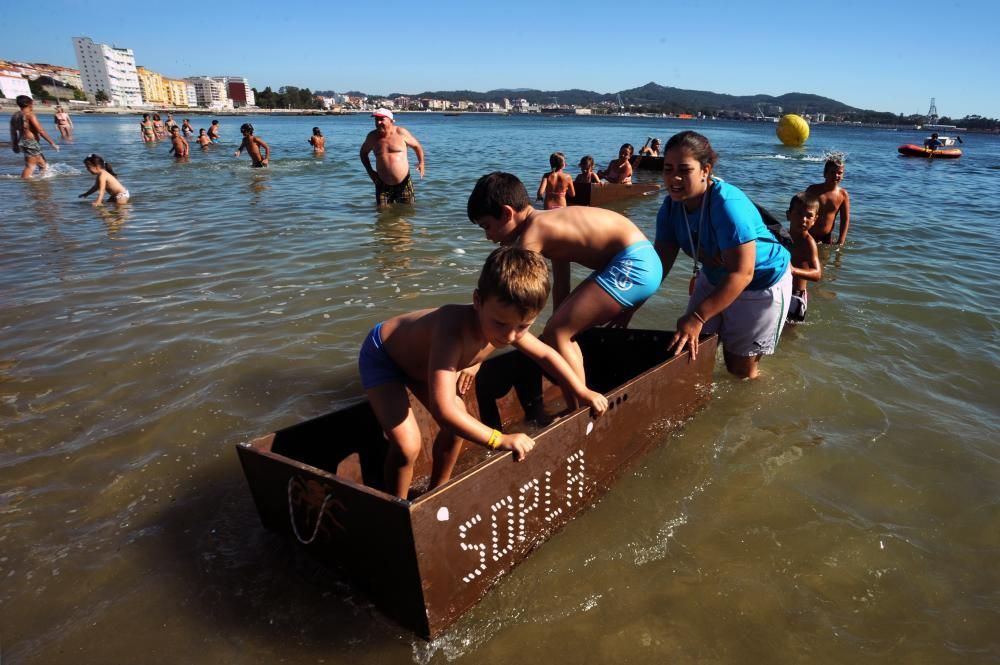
[371,108,394,121]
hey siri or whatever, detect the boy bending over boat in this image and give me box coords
[359,246,608,500]
[468,172,662,407]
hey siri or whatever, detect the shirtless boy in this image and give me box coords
[468,172,662,401]
[208,120,220,142]
[359,108,425,208]
[360,246,607,499]
[197,129,212,147]
[785,192,822,324]
[9,96,59,179]
[805,155,851,245]
[598,143,634,184]
[234,123,270,167]
[168,125,189,159]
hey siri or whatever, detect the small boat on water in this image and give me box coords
[568,181,660,207]
[630,155,664,171]
[236,328,716,638]
[898,135,963,159]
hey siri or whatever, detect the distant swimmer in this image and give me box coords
[208,119,220,142]
[79,153,129,206]
[169,125,190,159]
[537,152,575,210]
[804,154,851,246]
[9,95,59,179]
[598,143,633,184]
[359,108,425,208]
[234,123,270,167]
[53,106,74,141]
[309,127,326,154]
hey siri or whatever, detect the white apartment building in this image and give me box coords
[0,69,32,100]
[186,76,233,109]
[72,36,142,106]
[211,76,255,107]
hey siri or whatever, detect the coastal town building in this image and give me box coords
[0,68,32,100]
[186,77,232,109]
[163,78,196,108]
[211,76,255,108]
[72,36,142,106]
[136,66,169,105]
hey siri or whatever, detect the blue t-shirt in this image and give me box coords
[655,179,789,290]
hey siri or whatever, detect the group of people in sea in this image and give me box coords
[359,125,850,499]
[9,94,851,501]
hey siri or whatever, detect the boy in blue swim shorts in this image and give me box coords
[359,246,608,500]
[468,172,662,403]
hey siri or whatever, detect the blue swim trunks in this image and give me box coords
[358,322,408,390]
[590,240,663,308]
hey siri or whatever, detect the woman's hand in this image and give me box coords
[669,312,704,359]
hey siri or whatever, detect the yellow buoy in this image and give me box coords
[776,114,810,146]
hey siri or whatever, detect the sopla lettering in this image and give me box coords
[458,450,586,584]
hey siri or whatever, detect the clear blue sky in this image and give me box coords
[5,0,998,118]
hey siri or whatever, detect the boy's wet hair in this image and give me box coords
[549,152,566,169]
[16,95,33,108]
[579,155,594,170]
[467,172,532,222]
[788,191,820,214]
[823,151,845,171]
[477,246,550,317]
[312,127,322,135]
[240,123,254,134]
[620,143,634,156]
[664,131,719,168]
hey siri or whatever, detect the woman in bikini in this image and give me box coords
[598,143,634,184]
[140,114,156,143]
[53,106,73,140]
[537,152,576,210]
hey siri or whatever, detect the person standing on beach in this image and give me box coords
[53,106,74,141]
[9,95,59,179]
[359,108,425,208]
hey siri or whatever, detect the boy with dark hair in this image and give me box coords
[805,154,851,246]
[9,95,59,178]
[234,123,270,167]
[786,192,822,323]
[360,246,608,499]
[468,172,662,403]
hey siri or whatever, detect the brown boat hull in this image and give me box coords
[568,181,661,207]
[236,328,717,638]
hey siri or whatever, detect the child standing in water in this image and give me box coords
[181,119,194,137]
[79,154,129,206]
[140,114,156,143]
[9,95,59,178]
[805,154,851,245]
[785,192,822,324]
[537,152,575,209]
[576,155,601,186]
[308,127,326,153]
[234,123,270,167]
[208,120,220,142]
[168,125,189,159]
[197,128,212,147]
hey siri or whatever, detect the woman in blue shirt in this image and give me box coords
[653,131,792,379]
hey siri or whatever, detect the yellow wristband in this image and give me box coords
[486,429,502,450]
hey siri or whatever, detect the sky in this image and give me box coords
[4,0,998,118]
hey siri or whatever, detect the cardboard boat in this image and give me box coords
[630,155,664,170]
[897,143,962,159]
[567,181,661,207]
[236,328,717,638]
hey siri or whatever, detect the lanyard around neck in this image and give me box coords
[681,182,711,276]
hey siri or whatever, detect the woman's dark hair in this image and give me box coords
[664,131,719,168]
[312,127,322,136]
[549,152,566,169]
[84,153,117,177]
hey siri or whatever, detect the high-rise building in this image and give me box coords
[72,36,142,106]
[186,77,232,109]
[211,76,255,108]
[136,66,168,105]
[164,78,196,108]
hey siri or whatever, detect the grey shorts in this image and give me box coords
[687,267,792,357]
[19,139,43,158]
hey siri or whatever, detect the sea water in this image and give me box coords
[1,113,998,664]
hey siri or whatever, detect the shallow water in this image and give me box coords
[1,113,998,664]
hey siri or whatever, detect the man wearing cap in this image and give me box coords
[359,108,425,208]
